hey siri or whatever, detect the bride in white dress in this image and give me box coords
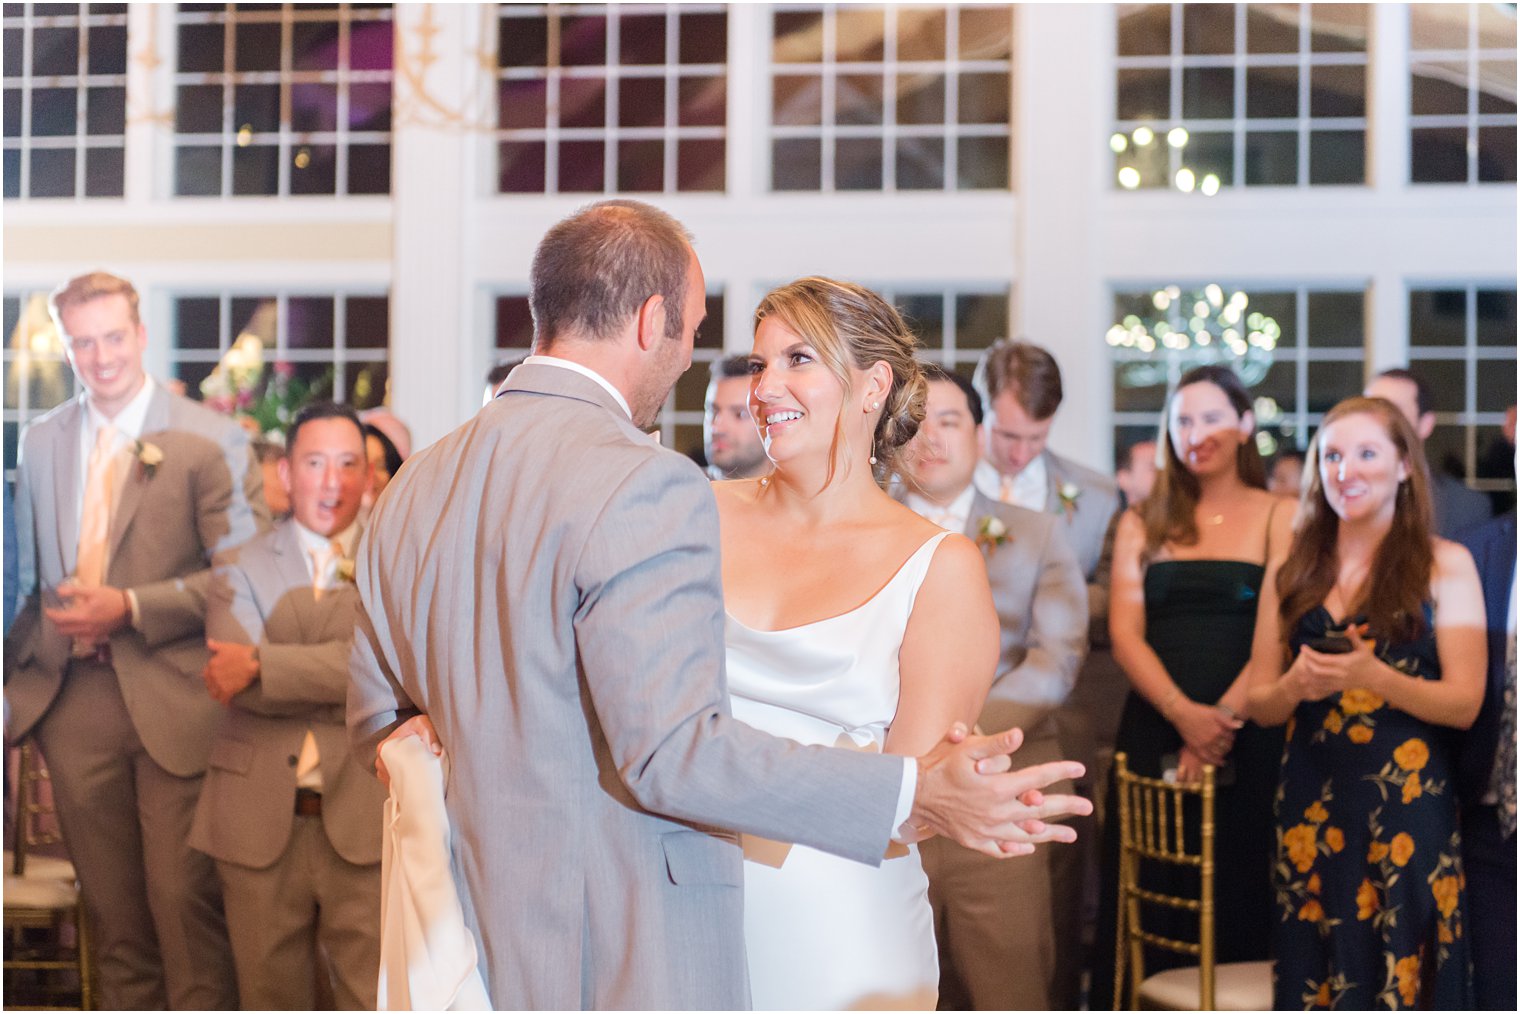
[713,278,1002,1010]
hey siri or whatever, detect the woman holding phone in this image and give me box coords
[1246,396,1483,1009]
[1090,364,1290,1008]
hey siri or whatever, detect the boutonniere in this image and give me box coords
[335,558,356,584]
[133,439,164,478]
[1056,481,1081,521]
[975,515,1010,555]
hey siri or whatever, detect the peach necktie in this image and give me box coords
[309,540,342,600]
[76,423,117,588]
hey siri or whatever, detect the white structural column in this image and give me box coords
[389,3,492,449]
[1014,3,1114,470]
[1366,2,1412,371]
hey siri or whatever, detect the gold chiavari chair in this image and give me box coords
[1112,752,1271,1011]
[4,743,93,1010]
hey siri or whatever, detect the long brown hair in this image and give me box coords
[1276,396,1435,644]
[1140,364,1267,561]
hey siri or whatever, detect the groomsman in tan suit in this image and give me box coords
[348,200,1094,1010]
[902,366,1089,1010]
[4,271,266,1008]
[191,401,385,1009]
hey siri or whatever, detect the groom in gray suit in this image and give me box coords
[191,401,386,1009]
[901,367,1089,1009]
[5,271,265,1008]
[348,200,1092,1010]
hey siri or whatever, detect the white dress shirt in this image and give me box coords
[76,378,156,624]
[904,484,977,534]
[973,453,1048,511]
[520,355,632,420]
[289,519,361,791]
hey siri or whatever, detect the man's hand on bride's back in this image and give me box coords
[374,714,445,789]
[909,723,1093,859]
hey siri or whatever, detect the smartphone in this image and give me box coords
[1304,635,1353,654]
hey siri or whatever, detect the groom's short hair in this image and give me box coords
[530,200,693,348]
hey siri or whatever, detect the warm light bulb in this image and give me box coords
[1132,126,1155,146]
[1110,132,1128,153]
[1167,127,1189,148]
[1175,167,1196,192]
[1117,166,1141,189]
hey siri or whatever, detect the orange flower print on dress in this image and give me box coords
[1304,800,1329,824]
[1390,832,1415,868]
[1313,981,1331,1007]
[1323,710,1344,734]
[1394,954,1420,1006]
[1308,873,1322,894]
[1325,827,1345,852]
[1432,875,1460,919]
[1402,776,1423,803]
[1284,824,1319,873]
[1356,879,1379,920]
[1347,724,1374,744]
[1298,898,1325,922]
[1393,738,1430,772]
[1340,688,1384,715]
[1368,840,1390,863]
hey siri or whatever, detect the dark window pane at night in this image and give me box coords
[1117,4,1169,56]
[1117,68,1169,121]
[1308,130,1364,184]
[559,76,605,129]
[84,146,124,197]
[679,13,726,64]
[3,89,20,138]
[89,25,128,75]
[291,83,339,134]
[1,149,17,199]
[956,293,1009,350]
[344,361,386,410]
[773,74,822,126]
[31,87,77,137]
[619,76,665,129]
[232,143,280,196]
[497,79,547,130]
[897,73,945,125]
[349,20,393,71]
[176,144,223,196]
[958,134,1008,189]
[86,87,126,135]
[772,137,821,190]
[291,20,340,72]
[1309,65,1364,118]
[289,144,336,195]
[348,81,392,132]
[837,73,883,126]
[557,138,605,192]
[287,297,335,349]
[178,23,225,73]
[1408,289,1467,347]
[1477,126,1516,183]
[560,15,607,67]
[1246,4,1298,53]
[835,136,883,190]
[1246,66,1298,119]
[498,140,545,192]
[1478,62,1516,114]
[348,143,390,194]
[28,147,73,198]
[345,296,389,350]
[495,296,533,349]
[1186,130,1234,186]
[619,14,666,65]
[677,75,724,127]
[897,135,944,189]
[959,71,1010,125]
[499,15,548,67]
[233,83,281,134]
[1410,62,1469,116]
[676,137,724,191]
[31,27,78,77]
[235,22,282,73]
[1181,66,1234,120]
[177,84,224,134]
[176,298,222,351]
[1411,127,1469,182]
[1306,292,1364,348]
[1475,290,1517,348]
[617,138,663,192]
[1182,2,1234,54]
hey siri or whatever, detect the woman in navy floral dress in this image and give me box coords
[1247,397,1486,1009]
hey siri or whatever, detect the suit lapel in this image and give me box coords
[106,386,170,568]
[52,400,84,576]
[272,522,315,639]
[962,490,999,538]
[1041,452,1063,514]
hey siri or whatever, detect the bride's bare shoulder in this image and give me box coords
[710,477,765,516]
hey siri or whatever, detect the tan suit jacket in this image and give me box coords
[5,385,268,775]
[347,363,905,1010]
[191,520,384,868]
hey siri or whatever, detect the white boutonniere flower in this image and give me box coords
[1057,481,1081,521]
[134,439,164,478]
[336,558,356,584]
[975,515,1010,555]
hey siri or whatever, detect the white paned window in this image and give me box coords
[1113,3,1369,191]
[1407,286,1517,499]
[172,2,393,197]
[1109,286,1366,456]
[170,291,391,411]
[1409,3,1517,184]
[3,291,76,484]
[768,4,1014,191]
[495,3,728,194]
[2,2,129,199]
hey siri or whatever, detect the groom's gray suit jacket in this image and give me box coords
[347,363,905,1010]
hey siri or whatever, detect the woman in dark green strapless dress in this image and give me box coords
[1090,366,1289,1009]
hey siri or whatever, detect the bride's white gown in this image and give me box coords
[724,532,948,1011]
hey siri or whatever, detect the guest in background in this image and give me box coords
[362,422,403,509]
[1246,396,1483,1009]
[1476,404,1517,515]
[1268,448,1306,499]
[703,355,769,480]
[1366,368,1493,538]
[1090,364,1289,1009]
[482,359,523,407]
[253,438,290,520]
[971,339,1121,1007]
[359,407,411,461]
[4,484,17,632]
[1456,504,1515,1012]
[5,270,266,1009]
[900,365,1088,1010]
[191,401,385,1010]
[972,339,1119,584]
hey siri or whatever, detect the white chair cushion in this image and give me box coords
[3,851,77,882]
[3,873,79,911]
[1139,960,1274,1010]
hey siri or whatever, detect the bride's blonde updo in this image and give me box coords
[754,277,928,482]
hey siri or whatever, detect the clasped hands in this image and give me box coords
[42,582,130,642]
[1285,623,1378,704]
[374,717,1092,861]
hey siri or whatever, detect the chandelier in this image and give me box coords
[1107,284,1281,390]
